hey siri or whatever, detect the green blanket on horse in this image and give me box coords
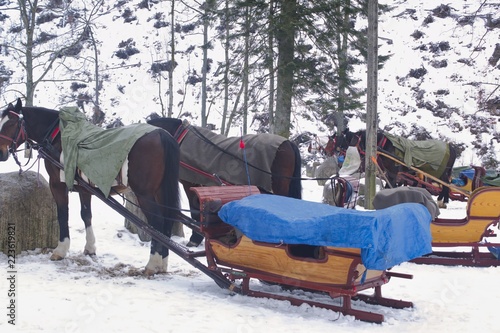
[59,107,156,197]
[383,132,450,178]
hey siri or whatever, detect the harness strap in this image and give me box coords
[172,121,232,186]
[180,161,232,186]
[354,134,365,156]
[49,126,60,142]
[355,133,388,156]
[41,117,61,145]
[173,123,189,144]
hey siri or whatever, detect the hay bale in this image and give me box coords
[0,171,58,255]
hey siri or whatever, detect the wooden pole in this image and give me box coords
[377,150,469,197]
[365,0,378,209]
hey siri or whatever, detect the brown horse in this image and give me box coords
[0,99,180,274]
[147,117,302,246]
[328,128,457,207]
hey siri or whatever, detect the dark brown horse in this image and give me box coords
[0,99,180,274]
[147,117,302,246]
[328,128,457,207]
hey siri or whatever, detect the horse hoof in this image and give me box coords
[144,268,166,276]
[50,253,64,261]
[84,250,96,256]
[437,200,447,209]
[186,241,200,247]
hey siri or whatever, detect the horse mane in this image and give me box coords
[2,101,59,122]
[147,117,182,134]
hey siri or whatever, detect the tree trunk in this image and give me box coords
[275,0,296,138]
[220,0,230,135]
[242,5,250,135]
[20,0,37,106]
[268,1,276,134]
[168,0,175,118]
[335,1,350,135]
[365,0,379,209]
[201,9,209,127]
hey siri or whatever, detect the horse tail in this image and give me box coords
[160,130,181,235]
[445,143,457,179]
[288,141,303,199]
[437,142,457,204]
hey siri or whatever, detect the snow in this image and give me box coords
[1,156,500,332]
[1,0,500,332]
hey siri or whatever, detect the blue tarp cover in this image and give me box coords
[218,195,432,270]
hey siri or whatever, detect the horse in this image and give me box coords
[0,99,180,275]
[328,128,457,207]
[147,117,302,246]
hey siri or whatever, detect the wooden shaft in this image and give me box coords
[370,156,393,188]
[376,150,469,197]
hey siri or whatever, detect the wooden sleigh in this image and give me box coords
[191,186,420,323]
[411,186,500,266]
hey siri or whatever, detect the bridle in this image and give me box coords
[0,110,28,158]
[327,134,352,157]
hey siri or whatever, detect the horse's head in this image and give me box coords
[324,128,352,156]
[0,99,26,162]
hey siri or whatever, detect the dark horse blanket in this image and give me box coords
[373,187,440,219]
[59,107,156,197]
[383,132,450,178]
[179,125,286,193]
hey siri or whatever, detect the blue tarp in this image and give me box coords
[218,195,432,270]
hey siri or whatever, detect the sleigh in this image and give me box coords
[192,186,432,323]
[413,186,500,266]
[373,186,500,267]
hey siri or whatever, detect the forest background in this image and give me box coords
[0,0,499,168]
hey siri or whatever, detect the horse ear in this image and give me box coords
[15,98,22,112]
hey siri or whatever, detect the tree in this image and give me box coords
[168,0,175,117]
[77,0,106,124]
[365,0,378,209]
[4,0,92,106]
[274,0,296,138]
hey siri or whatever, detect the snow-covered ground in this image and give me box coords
[1,156,499,333]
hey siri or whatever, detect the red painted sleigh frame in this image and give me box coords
[192,185,414,323]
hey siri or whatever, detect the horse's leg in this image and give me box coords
[49,181,71,260]
[437,144,457,208]
[128,130,180,275]
[136,193,170,275]
[437,187,449,208]
[183,182,204,247]
[78,191,95,256]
